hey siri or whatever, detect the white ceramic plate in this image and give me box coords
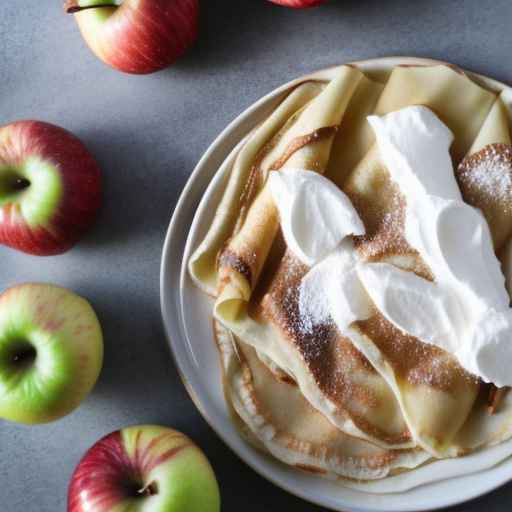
[160,57,512,512]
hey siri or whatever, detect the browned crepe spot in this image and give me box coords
[294,464,328,475]
[349,180,433,278]
[356,313,478,393]
[220,126,341,283]
[346,160,415,261]
[269,125,338,171]
[223,325,418,475]
[234,125,338,237]
[458,143,512,203]
[257,250,411,445]
[487,385,510,415]
[218,249,255,287]
[457,143,512,249]
[275,372,297,386]
[344,151,475,394]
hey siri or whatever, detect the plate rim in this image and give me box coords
[160,56,512,512]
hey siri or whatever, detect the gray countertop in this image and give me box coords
[2,1,512,510]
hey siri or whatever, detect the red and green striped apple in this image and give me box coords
[64,0,199,75]
[0,120,101,256]
[268,0,326,7]
[68,425,221,512]
[0,283,103,424]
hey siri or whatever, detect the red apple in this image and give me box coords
[64,0,199,75]
[268,0,326,7]
[0,120,101,256]
[68,425,221,512]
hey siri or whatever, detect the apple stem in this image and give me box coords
[11,344,37,370]
[0,173,31,197]
[64,0,118,14]
[12,177,30,191]
[137,481,158,497]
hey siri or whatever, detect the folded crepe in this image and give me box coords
[189,61,512,475]
[190,79,325,296]
[343,68,512,457]
[191,67,413,448]
[214,320,430,480]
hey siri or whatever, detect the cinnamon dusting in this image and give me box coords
[218,249,254,285]
[269,126,338,171]
[347,168,414,262]
[257,250,411,445]
[357,313,478,393]
[235,125,338,236]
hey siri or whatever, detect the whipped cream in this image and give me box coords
[276,108,512,386]
[299,239,372,333]
[362,106,512,386]
[268,169,365,266]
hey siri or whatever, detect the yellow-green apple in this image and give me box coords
[0,120,101,256]
[268,0,326,7]
[64,0,199,75]
[0,283,103,424]
[68,425,221,512]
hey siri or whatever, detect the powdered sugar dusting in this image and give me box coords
[259,250,387,416]
[298,257,336,336]
[357,313,478,391]
[352,184,412,261]
[458,144,512,201]
[299,239,372,337]
[278,256,312,333]
[297,280,329,335]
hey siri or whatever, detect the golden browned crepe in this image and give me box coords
[209,68,412,447]
[215,320,430,480]
[189,61,512,479]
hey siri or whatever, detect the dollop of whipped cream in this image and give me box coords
[299,239,372,333]
[271,108,512,387]
[361,106,512,387]
[268,169,364,266]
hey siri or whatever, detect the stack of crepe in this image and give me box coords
[189,62,512,482]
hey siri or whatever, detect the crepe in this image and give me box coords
[214,320,430,480]
[190,79,325,296]
[189,62,512,478]
[343,69,512,458]
[197,67,413,448]
[325,71,385,188]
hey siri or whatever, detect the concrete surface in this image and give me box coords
[1,1,512,510]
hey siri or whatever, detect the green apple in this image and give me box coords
[0,283,103,424]
[68,425,221,512]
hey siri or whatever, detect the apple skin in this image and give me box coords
[0,283,103,424]
[65,0,199,75]
[68,425,221,512]
[268,0,326,7]
[0,120,101,256]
